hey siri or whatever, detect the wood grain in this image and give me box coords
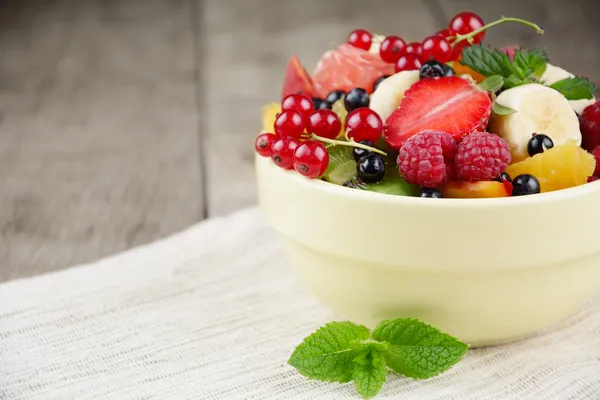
[0,0,202,282]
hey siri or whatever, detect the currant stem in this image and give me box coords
[450,17,544,48]
[310,134,387,156]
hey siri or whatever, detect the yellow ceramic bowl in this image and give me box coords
[256,155,600,347]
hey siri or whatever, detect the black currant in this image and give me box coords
[352,140,375,161]
[344,88,370,112]
[420,187,443,198]
[419,60,453,79]
[357,154,385,183]
[527,133,554,156]
[512,174,540,196]
[312,97,330,110]
[493,172,512,183]
[325,90,346,106]
[372,75,390,92]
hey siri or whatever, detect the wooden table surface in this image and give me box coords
[1,0,599,282]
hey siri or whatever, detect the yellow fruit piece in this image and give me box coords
[506,142,595,193]
[331,98,347,138]
[261,102,281,132]
[448,61,487,83]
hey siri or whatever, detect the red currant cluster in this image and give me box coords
[255,94,384,179]
[347,11,485,73]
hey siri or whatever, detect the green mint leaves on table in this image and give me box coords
[460,45,596,102]
[288,318,469,399]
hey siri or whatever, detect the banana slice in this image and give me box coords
[540,63,596,114]
[488,83,581,163]
[369,70,420,122]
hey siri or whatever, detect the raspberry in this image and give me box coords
[581,100,600,151]
[397,130,457,187]
[591,146,600,177]
[455,132,511,181]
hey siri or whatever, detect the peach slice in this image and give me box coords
[440,180,512,198]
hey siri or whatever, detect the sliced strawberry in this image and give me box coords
[282,54,315,100]
[384,76,492,150]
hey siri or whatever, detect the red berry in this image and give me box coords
[293,141,330,178]
[455,132,511,181]
[307,110,342,139]
[588,175,599,183]
[592,146,600,177]
[397,130,456,187]
[281,93,314,119]
[395,53,422,73]
[450,41,468,61]
[379,35,406,63]
[255,133,277,157]
[581,100,600,151]
[404,42,422,56]
[345,108,383,143]
[271,137,300,169]
[347,29,372,51]
[449,11,485,44]
[274,110,305,137]
[421,35,452,63]
[436,28,456,40]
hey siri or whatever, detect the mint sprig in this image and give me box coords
[549,77,596,100]
[460,45,596,100]
[372,319,469,379]
[288,318,469,399]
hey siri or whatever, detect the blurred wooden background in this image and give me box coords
[1,0,599,281]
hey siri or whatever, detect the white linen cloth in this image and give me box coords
[1,208,599,400]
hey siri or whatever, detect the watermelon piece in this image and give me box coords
[281,54,315,100]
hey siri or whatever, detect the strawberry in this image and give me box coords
[384,76,492,150]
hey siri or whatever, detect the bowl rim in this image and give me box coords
[257,155,600,208]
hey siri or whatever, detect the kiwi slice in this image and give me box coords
[322,144,419,197]
[322,146,356,185]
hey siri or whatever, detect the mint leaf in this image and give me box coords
[351,338,390,353]
[549,77,596,100]
[288,321,369,383]
[493,101,517,115]
[479,75,504,92]
[504,74,529,89]
[460,45,515,78]
[352,349,387,399]
[513,48,547,78]
[372,318,468,379]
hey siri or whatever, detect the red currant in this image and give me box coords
[345,108,383,143]
[255,133,277,157]
[293,141,329,179]
[271,137,300,169]
[281,93,314,119]
[404,42,422,56]
[347,29,372,51]
[306,110,342,139]
[421,35,452,63]
[274,110,305,137]
[450,41,468,60]
[379,35,406,63]
[395,53,422,73]
[436,28,455,40]
[449,11,485,44]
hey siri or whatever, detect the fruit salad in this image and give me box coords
[255,12,599,199]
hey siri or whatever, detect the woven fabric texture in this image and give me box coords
[1,208,599,400]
